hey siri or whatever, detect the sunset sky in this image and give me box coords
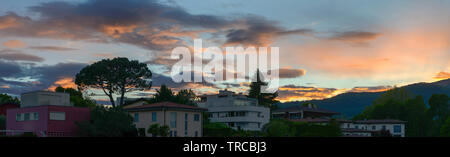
[0,0,449,103]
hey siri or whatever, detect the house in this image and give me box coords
[196,90,270,131]
[0,103,19,116]
[272,104,340,121]
[272,105,406,137]
[5,91,90,137]
[124,101,207,137]
[341,119,406,137]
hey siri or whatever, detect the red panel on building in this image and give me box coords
[0,103,19,116]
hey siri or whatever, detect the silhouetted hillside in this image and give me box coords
[276,79,450,118]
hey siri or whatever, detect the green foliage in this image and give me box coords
[149,84,197,106]
[203,122,234,137]
[429,94,450,126]
[302,103,317,108]
[55,86,97,108]
[353,88,439,137]
[147,124,170,137]
[248,70,279,110]
[440,117,450,137]
[0,115,5,130]
[262,119,293,137]
[0,93,20,104]
[77,106,137,137]
[262,119,342,137]
[75,57,152,107]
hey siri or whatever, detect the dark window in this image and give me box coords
[194,114,200,121]
[394,125,401,133]
[24,113,30,121]
[152,112,157,122]
[133,113,139,122]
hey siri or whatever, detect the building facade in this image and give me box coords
[0,103,19,116]
[272,105,340,121]
[197,90,270,131]
[5,91,90,137]
[341,119,406,137]
[272,105,406,137]
[124,101,207,137]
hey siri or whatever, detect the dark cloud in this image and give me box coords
[29,46,78,51]
[1,0,313,52]
[0,49,44,62]
[328,31,381,44]
[224,16,313,46]
[0,60,22,77]
[0,62,86,95]
[272,68,307,79]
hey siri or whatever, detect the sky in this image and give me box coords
[0,0,449,103]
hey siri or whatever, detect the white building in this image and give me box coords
[197,90,270,131]
[20,91,71,108]
[341,119,406,137]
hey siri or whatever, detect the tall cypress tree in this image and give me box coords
[248,70,279,110]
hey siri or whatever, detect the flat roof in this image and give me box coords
[124,101,207,112]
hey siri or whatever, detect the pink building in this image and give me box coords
[5,91,90,137]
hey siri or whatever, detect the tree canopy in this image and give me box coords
[147,124,170,137]
[248,70,279,110]
[75,57,152,107]
[353,88,446,137]
[261,119,342,137]
[54,86,96,108]
[147,84,197,106]
[76,106,137,137]
[0,93,20,104]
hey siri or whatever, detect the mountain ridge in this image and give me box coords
[276,78,450,118]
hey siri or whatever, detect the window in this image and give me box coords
[195,131,198,137]
[24,113,30,121]
[227,112,235,117]
[152,112,157,122]
[170,112,177,128]
[289,113,301,120]
[49,112,66,120]
[16,113,23,121]
[194,114,200,122]
[185,113,188,136]
[134,113,139,122]
[372,126,376,130]
[355,125,359,129]
[394,125,402,133]
[382,125,386,130]
[33,112,39,120]
[174,131,177,137]
[236,112,246,117]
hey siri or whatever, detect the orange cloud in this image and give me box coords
[276,85,392,102]
[433,71,450,81]
[2,40,26,48]
[0,85,10,89]
[48,77,77,91]
[102,25,138,38]
[0,15,23,29]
